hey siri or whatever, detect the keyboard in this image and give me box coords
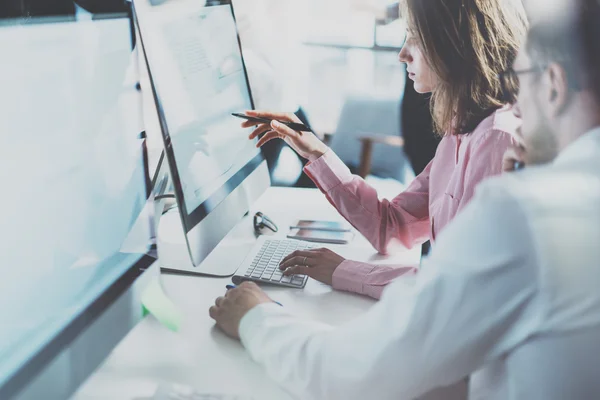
[232,239,316,288]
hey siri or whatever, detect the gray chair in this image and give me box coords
[328,96,412,184]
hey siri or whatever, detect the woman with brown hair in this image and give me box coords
[244,0,527,298]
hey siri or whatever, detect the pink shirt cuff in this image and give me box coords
[332,260,375,294]
[304,150,353,193]
[332,260,417,300]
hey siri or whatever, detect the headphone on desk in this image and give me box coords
[253,212,278,235]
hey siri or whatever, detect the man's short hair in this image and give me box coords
[526,0,600,97]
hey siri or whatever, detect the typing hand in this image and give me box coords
[243,110,329,162]
[502,143,527,172]
[279,248,345,286]
[209,282,273,339]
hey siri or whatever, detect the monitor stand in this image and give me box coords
[155,161,270,277]
[156,207,239,277]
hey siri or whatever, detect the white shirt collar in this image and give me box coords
[553,126,600,166]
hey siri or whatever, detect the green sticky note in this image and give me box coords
[141,277,183,332]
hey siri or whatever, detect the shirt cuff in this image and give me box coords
[304,150,353,193]
[331,260,376,295]
[239,302,289,354]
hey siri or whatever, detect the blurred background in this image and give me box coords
[196,0,428,194]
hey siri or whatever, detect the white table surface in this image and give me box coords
[72,187,419,400]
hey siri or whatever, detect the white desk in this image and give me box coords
[72,187,420,400]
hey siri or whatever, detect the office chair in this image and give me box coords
[327,96,412,183]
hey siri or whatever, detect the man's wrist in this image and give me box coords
[238,302,286,344]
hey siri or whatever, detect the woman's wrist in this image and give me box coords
[307,145,328,162]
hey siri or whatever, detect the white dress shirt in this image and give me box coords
[238,128,600,400]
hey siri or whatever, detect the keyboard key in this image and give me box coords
[281,276,292,283]
[292,276,304,284]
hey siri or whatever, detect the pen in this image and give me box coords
[225,284,283,307]
[276,121,312,133]
[231,112,312,132]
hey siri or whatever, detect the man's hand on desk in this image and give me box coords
[209,282,273,339]
[279,248,346,286]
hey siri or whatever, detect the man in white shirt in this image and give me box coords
[209,2,600,399]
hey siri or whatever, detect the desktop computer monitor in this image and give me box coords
[134,0,270,276]
[0,5,158,399]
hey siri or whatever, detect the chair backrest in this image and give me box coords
[329,96,410,182]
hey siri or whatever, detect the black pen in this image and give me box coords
[231,112,312,132]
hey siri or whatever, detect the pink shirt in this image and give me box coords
[304,105,520,299]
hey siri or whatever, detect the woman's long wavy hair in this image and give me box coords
[402,0,528,135]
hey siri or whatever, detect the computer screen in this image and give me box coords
[135,0,265,234]
[0,7,155,399]
[134,0,270,272]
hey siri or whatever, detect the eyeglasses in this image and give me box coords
[498,66,546,104]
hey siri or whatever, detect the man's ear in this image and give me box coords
[545,62,570,116]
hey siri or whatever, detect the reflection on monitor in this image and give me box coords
[0,10,156,400]
[135,0,270,274]
[163,7,252,211]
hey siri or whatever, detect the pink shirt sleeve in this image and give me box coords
[304,151,431,253]
[331,260,417,300]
